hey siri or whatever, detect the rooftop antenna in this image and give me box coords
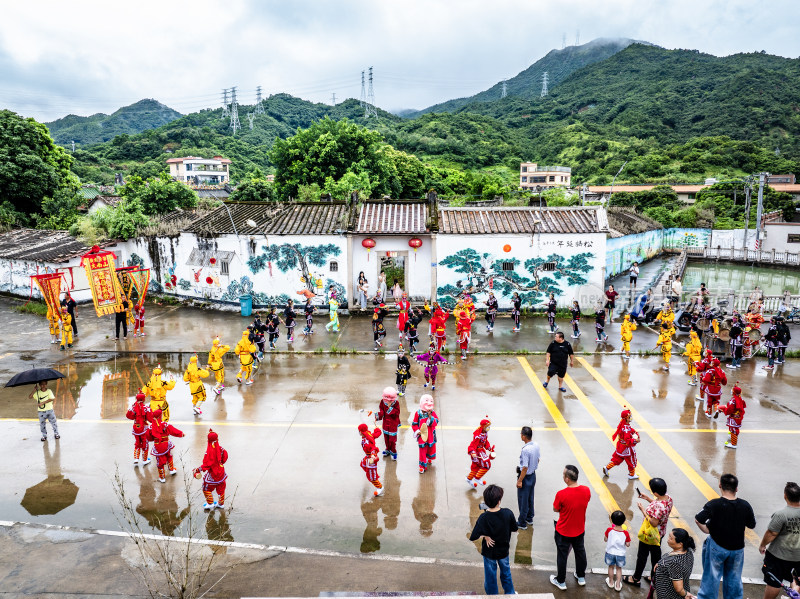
[222,88,230,117]
[501,79,507,99]
[359,70,366,107]
[540,72,549,97]
[229,86,241,135]
[254,86,265,115]
[365,66,377,118]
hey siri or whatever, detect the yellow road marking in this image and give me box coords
[577,356,761,546]
[518,357,619,513]
[564,374,695,535]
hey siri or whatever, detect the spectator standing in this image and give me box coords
[392,278,403,302]
[760,482,800,599]
[604,510,631,591]
[653,528,697,599]
[605,285,620,321]
[377,271,388,304]
[630,262,640,288]
[516,426,540,530]
[695,473,756,599]
[60,292,78,337]
[550,464,591,591]
[115,294,129,341]
[469,484,518,595]
[543,332,574,393]
[29,381,60,442]
[624,477,674,586]
[671,277,683,305]
[356,272,368,310]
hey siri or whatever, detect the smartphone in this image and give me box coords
[479,502,488,511]
[636,487,642,497]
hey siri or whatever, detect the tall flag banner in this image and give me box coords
[116,266,137,300]
[129,268,151,305]
[80,246,124,316]
[32,273,64,319]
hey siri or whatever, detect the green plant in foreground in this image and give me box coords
[13,301,49,317]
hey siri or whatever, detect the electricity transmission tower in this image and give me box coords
[562,33,567,49]
[247,113,255,130]
[575,30,580,46]
[255,86,265,115]
[359,71,366,107]
[540,72,549,97]
[229,86,241,134]
[501,79,507,99]
[365,66,377,118]
[222,88,230,116]
[331,93,337,105]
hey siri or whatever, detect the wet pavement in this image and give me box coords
[0,295,799,594]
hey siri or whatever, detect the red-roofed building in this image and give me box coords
[166,155,231,185]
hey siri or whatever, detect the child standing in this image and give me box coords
[604,510,631,591]
[570,301,581,339]
[284,299,296,343]
[595,307,608,343]
[415,342,449,390]
[375,387,401,460]
[133,302,145,337]
[405,308,422,352]
[715,383,746,449]
[395,345,412,396]
[303,298,315,336]
[47,307,61,345]
[656,323,673,371]
[619,314,636,359]
[546,294,558,334]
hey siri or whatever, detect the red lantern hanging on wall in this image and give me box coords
[408,237,423,262]
[362,238,376,261]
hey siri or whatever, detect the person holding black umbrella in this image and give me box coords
[29,381,60,442]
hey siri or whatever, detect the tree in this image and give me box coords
[0,110,77,214]
[229,178,276,202]
[83,197,149,240]
[323,170,375,202]
[36,188,83,230]
[121,172,198,215]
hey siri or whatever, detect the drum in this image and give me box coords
[748,328,762,341]
[697,318,710,330]
[718,327,730,341]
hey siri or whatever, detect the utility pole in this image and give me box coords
[580,182,588,205]
[540,72,549,97]
[755,172,769,250]
[229,86,241,135]
[222,88,230,117]
[331,93,337,106]
[743,177,752,248]
[255,86,265,115]
[247,113,255,130]
[365,66,377,118]
[359,70,366,107]
[607,161,628,206]
[501,79,507,99]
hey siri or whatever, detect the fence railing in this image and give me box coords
[664,246,800,266]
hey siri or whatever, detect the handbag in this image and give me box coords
[638,518,661,545]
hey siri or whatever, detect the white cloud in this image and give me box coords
[0,0,798,121]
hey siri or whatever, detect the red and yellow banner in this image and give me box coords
[80,248,124,316]
[128,268,151,305]
[116,266,137,300]
[32,273,64,319]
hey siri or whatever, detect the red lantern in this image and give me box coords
[362,238,376,261]
[408,237,423,262]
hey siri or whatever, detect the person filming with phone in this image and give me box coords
[623,477,674,587]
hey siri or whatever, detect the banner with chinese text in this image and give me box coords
[116,266,137,300]
[80,249,124,316]
[32,273,64,319]
[128,268,151,305]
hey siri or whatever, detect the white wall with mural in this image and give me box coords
[435,233,606,310]
[606,229,664,279]
[0,254,115,304]
[351,235,433,303]
[663,228,711,249]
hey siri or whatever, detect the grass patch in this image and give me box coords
[154,294,181,306]
[313,347,325,354]
[13,301,49,317]
[783,349,800,359]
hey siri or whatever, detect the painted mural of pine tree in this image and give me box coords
[437,249,593,307]
[247,243,344,300]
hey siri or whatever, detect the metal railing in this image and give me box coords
[664,246,800,266]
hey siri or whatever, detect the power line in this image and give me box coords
[365,66,377,118]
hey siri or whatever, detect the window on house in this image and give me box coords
[501,261,515,271]
[186,164,192,171]
[220,261,229,275]
[788,234,800,243]
[549,175,555,182]
[542,261,557,271]
[330,261,339,272]
[522,166,528,172]
[521,176,527,182]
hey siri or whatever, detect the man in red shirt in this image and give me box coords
[551,464,592,591]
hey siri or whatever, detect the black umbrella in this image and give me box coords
[5,368,66,388]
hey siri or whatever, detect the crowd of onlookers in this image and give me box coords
[469,427,800,598]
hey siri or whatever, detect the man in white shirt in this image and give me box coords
[671,277,683,305]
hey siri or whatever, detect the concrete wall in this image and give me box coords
[350,235,433,303]
[435,232,606,310]
[763,223,800,253]
[606,229,664,279]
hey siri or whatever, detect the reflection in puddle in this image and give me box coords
[21,443,79,516]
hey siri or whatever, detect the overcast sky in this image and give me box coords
[2,0,798,122]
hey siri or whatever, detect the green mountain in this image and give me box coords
[406,38,641,117]
[45,99,182,147]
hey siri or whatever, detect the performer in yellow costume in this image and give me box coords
[183,355,210,415]
[59,308,73,350]
[234,330,256,385]
[145,365,176,421]
[683,330,703,386]
[620,314,637,359]
[655,304,675,330]
[47,307,61,345]
[208,337,230,396]
[655,323,673,372]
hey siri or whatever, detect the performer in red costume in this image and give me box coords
[396,292,411,340]
[133,302,145,337]
[147,409,185,483]
[194,428,228,509]
[715,383,746,449]
[375,387,401,460]
[429,307,450,352]
[456,309,473,360]
[603,409,640,480]
[126,389,153,466]
[701,358,727,418]
[694,348,714,403]
[466,418,495,488]
[412,394,439,474]
[358,423,384,496]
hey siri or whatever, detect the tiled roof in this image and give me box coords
[90,195,122,208]
[0,229,89,263]
[438,206,606,235]
[195,188,230,199]
[188,201,349,236]
[356,201,428,234]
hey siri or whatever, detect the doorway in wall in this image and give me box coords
[379,251,407,301]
